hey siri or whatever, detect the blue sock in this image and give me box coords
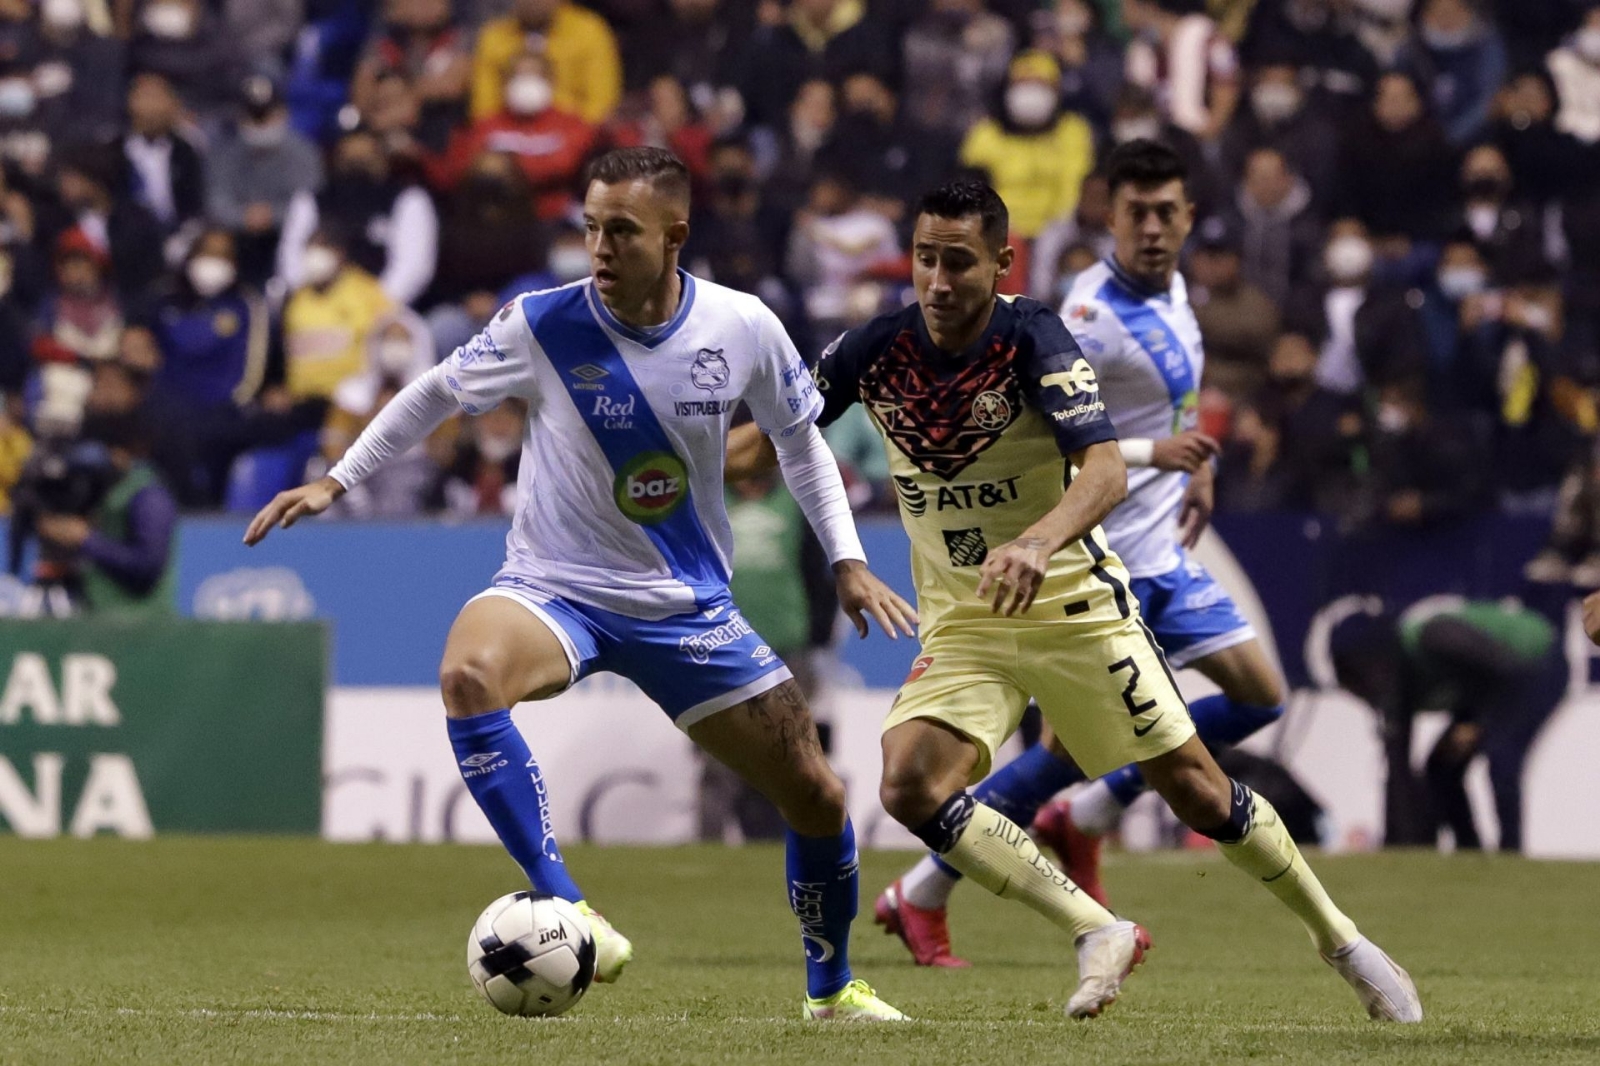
[446,710,583,902]
[1099,696,1286,808]
[1187,694,1285,748]
[925,743,1083,882]
[788,819,858,999]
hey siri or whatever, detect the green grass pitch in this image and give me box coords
[3,839,1597,1065]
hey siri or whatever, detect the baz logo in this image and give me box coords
[1040,357,1100,398]
[569,362,609,392]
[936,476,1021,511]
[942,527,989,567]
[593,394,635,429]
[691,348,730,392]
[971,390,1013,431]
[614,451,688,524]
[892,475,927,517]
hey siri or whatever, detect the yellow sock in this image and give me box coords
[1217,790,1359,955]
[941,800,1116,942]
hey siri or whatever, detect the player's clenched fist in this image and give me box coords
[977,536,1052,616]
[243,475,346,546]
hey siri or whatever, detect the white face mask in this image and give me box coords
[1577,28,1600,64]
[549,245,591,282]
[1466,203,1499,240]
[0,78,36,118]
[1520,302,1554,333]
[187,255,236,297]
[143,1,196,40]
[478,434,520,463]
[1112,116,1161,144]
[42,0,86,32]
[1005,82,1058,127]
[302,245,341,286]
[1436,265,1486,301]
[376,337,414,375]
[504,74,552,116]
[1251,82,1301,123]
[1375,402,1411,434]
[1324,235,1373,283]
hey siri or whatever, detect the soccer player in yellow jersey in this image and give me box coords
[730,179,1421,1022]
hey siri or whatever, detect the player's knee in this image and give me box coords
[777,762,848,836]
[878,763,941,829]
[439,654,508,718]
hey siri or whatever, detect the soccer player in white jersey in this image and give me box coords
[245,148,916,1021]
[862,153,1421,1023]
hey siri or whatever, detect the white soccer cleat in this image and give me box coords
[575,900,634,983]
[1323,936,1423,1023]
[1066,920,1151,1019]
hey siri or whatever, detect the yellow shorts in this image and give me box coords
[883,612,1196,782]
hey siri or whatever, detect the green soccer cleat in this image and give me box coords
[802,979,910,1021]
[575,900,634,983]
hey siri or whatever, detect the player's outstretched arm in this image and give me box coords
[770,421,916,639]
[243,363,460,545]
[244,476,346,545]
[724,422,778,482]
[978,440,1128,616]
[1131,429,1219,472]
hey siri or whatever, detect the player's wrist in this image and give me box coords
[1119,438,1155,467]
[831,557,868,576]
[319,474,349,499]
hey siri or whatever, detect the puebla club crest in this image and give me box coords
[691,348,730,392]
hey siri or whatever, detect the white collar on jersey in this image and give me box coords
[584,268,699,350]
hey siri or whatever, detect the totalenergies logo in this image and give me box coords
[615,451,688,524]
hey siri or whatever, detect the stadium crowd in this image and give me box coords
[1,0,1599,544]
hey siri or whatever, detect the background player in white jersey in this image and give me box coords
[244,148,916,1021]
[879,143,1297,961]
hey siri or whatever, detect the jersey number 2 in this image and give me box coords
[1108,657,1158,717]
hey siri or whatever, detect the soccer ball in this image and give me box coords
[467,891,596,1017]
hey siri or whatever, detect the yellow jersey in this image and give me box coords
[814,295,1124,635]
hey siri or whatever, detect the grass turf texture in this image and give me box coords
[2,840,1596,1065]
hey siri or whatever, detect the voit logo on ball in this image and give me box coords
[615,451,689,524]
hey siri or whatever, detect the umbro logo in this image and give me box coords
[460,752,502,767]
[751,644,771,659]
[703,604,727,620]
[570,364,609,382]
[460,751,511,778]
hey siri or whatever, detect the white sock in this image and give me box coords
[1069,779,1128,837]
[899,854,959,910]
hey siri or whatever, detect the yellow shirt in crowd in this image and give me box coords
[283,268,393,401]
[471,3,622,124]
[958,114,1095,239]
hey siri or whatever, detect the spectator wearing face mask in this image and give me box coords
[128,0,245,120]
[149,228,268,416]
[205,76,324,288]
[281,229,393,404]
[1336,71,1457,240]
[277,127,438,307]
[1548,3,1600,144]
[1290,218,1429,396]
[1030,0,1123,131]
[427,52,597,219]
[1104,85,1223,215]
[427,398,525,517]
[1220,60,1339,207]
[732,0,887,130]
[32,0,127,150]
[41,226,121,362]
[1123,0,1241,142]
[1397,0,1509,147]
[1451,143,1561,278]
[1362,377,1491,528]
[42,143,165,312]
[958,51,1095,239]
[318,306,445,518]
[813,70,956,220]
[471,0,622,125]
[1419,235,1491,396]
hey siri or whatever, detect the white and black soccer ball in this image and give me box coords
[467,891,596,1017]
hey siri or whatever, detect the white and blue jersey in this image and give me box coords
[1061,259,1253,668]
[444,271,821,726]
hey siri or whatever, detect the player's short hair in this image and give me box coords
[1105,139,1189,197]
[584,147,691,210]
[914,180,1009,251]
